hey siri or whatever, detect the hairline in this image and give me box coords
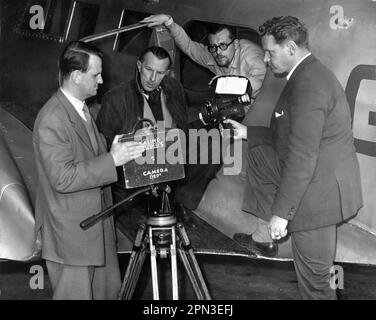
[208,26,234,40]
[139,51,171,69]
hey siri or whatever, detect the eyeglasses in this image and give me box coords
[207,39,235,53]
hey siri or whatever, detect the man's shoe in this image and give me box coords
[233,233,278,257]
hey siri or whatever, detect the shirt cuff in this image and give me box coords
[165,16,173,27]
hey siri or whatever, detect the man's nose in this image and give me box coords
[97,75,103,84]
[264,52,270,64]
[150,71,157,82]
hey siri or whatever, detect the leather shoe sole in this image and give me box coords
[233,233,278,257]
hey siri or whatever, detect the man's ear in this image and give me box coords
[287,40,298,55]
[71,70,81,85]
[136,60,142,72]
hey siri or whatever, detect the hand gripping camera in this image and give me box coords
[198,75,252,126]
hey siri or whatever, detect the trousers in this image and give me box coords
[245,144,337,299]
[46,218,121,300]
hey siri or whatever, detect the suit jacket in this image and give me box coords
[244,55,363,231]
[33,89,118,265]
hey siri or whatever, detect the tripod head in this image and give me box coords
[145,184,178,247]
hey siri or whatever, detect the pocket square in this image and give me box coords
[275,110,284,118]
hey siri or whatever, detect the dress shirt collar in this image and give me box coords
[60,88,87,121]
[286,52,311,80]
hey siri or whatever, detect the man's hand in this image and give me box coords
[141,14,172,27]
[222,119,247,140]
[134,126,153,142]
[110,135,145,167]
[268,215,288,240]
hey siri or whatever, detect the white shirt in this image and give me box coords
[60,88,87,121]
[286,52,311,80]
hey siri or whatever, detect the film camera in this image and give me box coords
[117,119,185,189]
[198,75,252,126]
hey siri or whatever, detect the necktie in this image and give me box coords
[82,103,99,155]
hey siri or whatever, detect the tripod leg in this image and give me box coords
[149,227,160,300]
[177,222,212,300]
[118,223,148,300]
[177,246,204,300]
[123,245,148,300]
[170,227,179,300]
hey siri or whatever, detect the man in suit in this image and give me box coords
[225,16,363,299]
[33,41,145,299]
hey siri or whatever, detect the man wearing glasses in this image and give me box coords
[142,14,266,101]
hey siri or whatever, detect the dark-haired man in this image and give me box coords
[142,14,266,101]
[225,16,363,299]
[33,41,145,299]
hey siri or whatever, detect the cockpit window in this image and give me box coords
[14,0,99,42]
[115,10,152,57]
